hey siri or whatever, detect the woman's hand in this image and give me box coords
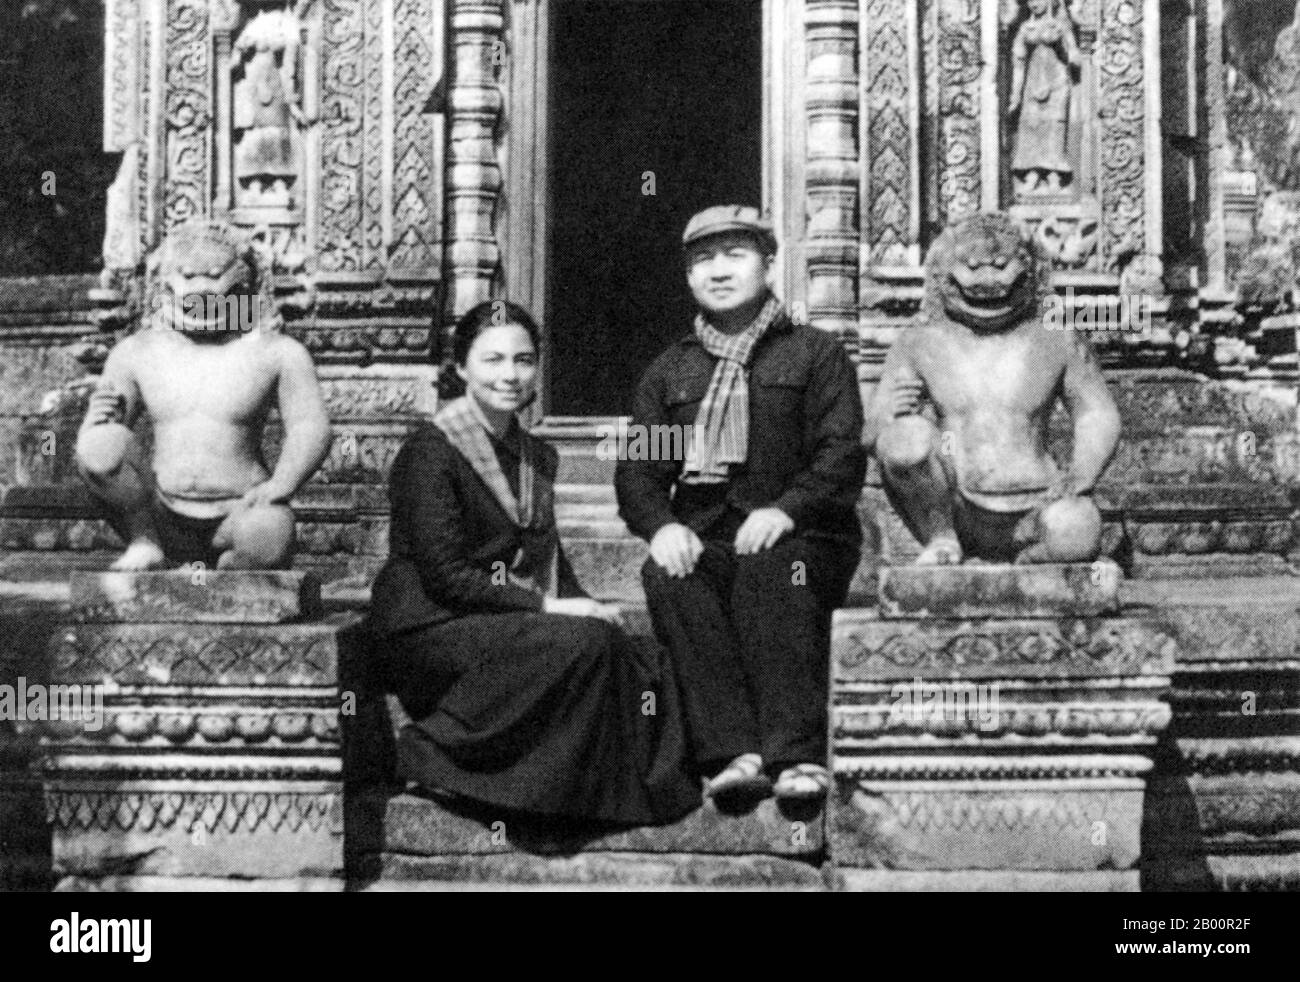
[543,596,626,628]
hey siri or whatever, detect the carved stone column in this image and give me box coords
[804,0,860,340]
[858,0,924,372]
[934,0,983,226]
[1196,0,1234,319]
[447,0,505,320]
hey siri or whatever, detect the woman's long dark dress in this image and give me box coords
[368,423,700,825]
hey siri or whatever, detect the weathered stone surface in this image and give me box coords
[1123,577,1300,665]
[830,782,1145,871]
[832,596,1173,875]
[1133,553,1298,580]
[563,537,648,601]
[36,613,356,885]
[0,516,121,553]
[70,570,323,624]
[352,851,826,889]
[268,423,408,486]
[44,699,340,751]
[833,610,1178,681]
[878,562,1121,619]
[56,875,342,892]
[315,364,438,423]
[1145,772,1300,843]
[834,697,1171,742]
[1131,576,1300,890]
[348,789,823,859]
[48,620,343,686]
[834,868,1138,891]
[1141,853,1300,892]
[45,782,343,879]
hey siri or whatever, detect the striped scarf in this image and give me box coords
[432,396,559,597]
[681,294,783,484]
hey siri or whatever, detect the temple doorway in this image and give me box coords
[546,0,763,417]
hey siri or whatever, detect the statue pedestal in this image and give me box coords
[829,563,1175,891]
[40,571,347,890]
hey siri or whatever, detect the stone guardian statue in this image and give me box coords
[74,220,332,571]
[865,212,1120,565]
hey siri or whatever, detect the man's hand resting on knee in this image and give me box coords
[734,507,794,555]
[650,523,704,578]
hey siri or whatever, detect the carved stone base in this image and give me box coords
[878,562,1121,619]
[70,570,323,624]
[44,780,342,880]
[38,576,355,885]
[347,788,823,861]
[830,778,1146,870]
[830,601,1175,876]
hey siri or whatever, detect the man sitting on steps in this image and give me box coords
[616,205,867,804]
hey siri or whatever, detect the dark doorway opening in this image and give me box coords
[0,1,113,275]
[548,0,762,417]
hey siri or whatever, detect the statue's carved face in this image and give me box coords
[927,214,1041,333]
[156,224,255,334]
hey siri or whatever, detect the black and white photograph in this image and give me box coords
[0,0,1294,938]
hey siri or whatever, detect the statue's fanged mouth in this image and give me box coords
[946,263,1030,326]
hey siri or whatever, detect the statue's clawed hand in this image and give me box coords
[892,378,925,418]
[86,384,126,426]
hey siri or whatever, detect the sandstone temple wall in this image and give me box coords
[0,0,1296,891]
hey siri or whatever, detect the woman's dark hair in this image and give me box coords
[451,300,542,366]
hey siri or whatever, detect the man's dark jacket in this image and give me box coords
[615,309,867,544]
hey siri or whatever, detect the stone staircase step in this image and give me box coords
[1120,576,1300,664]
[351,851,826,890]
[555,483,617,504]
[348,787,824,859]
[564,537,649,600]
[832,869,1138,891]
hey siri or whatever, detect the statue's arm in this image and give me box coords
[1061,333,1120,495]
[863,340,917,452]
[1009,30,1027,109]
[1061,16,1082,67]
[266,338,333,500]
[79,340,142,432]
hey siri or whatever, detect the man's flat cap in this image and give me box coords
[682,205,777,253]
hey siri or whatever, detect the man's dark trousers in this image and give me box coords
[642,511,858,772]
[616,307,867,773]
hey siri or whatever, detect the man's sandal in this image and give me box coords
[773,763,831,801]
[704,753,771,799]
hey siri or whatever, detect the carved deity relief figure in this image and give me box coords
[1238,191,1300,309]
[233,9,304,211]
[1008,0,1081,195]
[75,221,332,571]
[865,213,1121,566]
[1034,208,1099,268]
